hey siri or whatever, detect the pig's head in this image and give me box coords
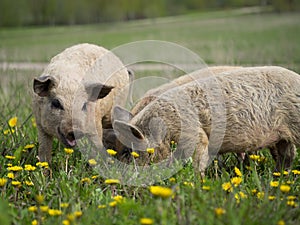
[33,75,113,148]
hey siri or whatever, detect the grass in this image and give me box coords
[0,9,300,225]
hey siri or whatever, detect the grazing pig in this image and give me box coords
[32,43,131,164]
[113,66,300,175]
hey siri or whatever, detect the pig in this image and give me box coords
[112,66,299,175]
[32,43,131,164]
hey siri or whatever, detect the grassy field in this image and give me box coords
[0,9,300,225]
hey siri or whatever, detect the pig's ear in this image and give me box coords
[113,105,133,122]
[86,83,114,101]
[113,120,144,140]
[33,76,57,97]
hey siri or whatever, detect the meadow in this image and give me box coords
[0,9,300,225]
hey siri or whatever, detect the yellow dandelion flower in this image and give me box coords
[7,172,14,179]
[88,159,97,166]
[169,177,176,183]
[25,164,36,171]
[62,220,70,225]
[109,201,118,207]
[25,181,34,186]
[24,144,35,149]
[98,204,106,209]
[81,177,91,184]
[234,167,242,177]
[5,155,15,160]
[222,182,233,192]
[107,149,117,156]
[74,211,83,218]
[282,171,289,175]
[60,203,69,208]
[268,196,276,201]
[291,170,300,175]
[131,151,139,158]
[149,186,173,198]
[8,117,18,128]
[277,220,285,225]
[36,194,44,204]
[251,189,257,195]
[6,163,12,167]
[28,206,38,212]
[67,214,75,222]
[104,179,120,185]
[231,177,242,187]
[31,219,38,225]
[11,181,22,187]
[287,196,296,201]
[280,185,291,193]
[183,181,195,188]
[91,175,99,179]
[202,186,210,191]
[0,178,8,187]
[257,192,265,199]
[270,181,279,187]
[7,166,23,171]
[40,205,49,212]
[48,209,62,216]
[64,148,74,155]
[287,200,297,207]
[36,162,49,168]
[249,154,260,161]
[146,148,155,154]
[113,195,124,203]
[273,172,281,177]
[140,217,154,225]
[214,207,226,216]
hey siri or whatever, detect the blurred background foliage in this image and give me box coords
[0,0,299,27]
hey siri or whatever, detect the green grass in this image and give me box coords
[0,10,300,225]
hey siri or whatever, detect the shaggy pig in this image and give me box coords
[113,66,299,174]
[32,43,131,164]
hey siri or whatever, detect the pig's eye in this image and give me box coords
[51,99,64,110]
[82,102,88,111]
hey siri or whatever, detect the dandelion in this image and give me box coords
[257,192,265,200]
[31,219,38,225]
[64,148,74,155]
[283,171,289,175]
[109,201,117,207]
[234,167,242,177]
[62,220,70,225]
[5,155,16,160]
[48,209,62,216]
[105,179,120,185]
[7,172,14,179]
[36,162,49,168]
[291,169,300,175]
[8,117,18,128]
[0,178,7,187]
[24,144,35,149]
[287,200,297,207]
[28,206,38,212]
[11,181,22,188]
[146,148,155,154]
[7,166,23,171]
[287,196,296,201]
[60,203,69,208]
[131,152,139,158]
[140,218,154,225]
[149,186,173,198]
[107,149,117,156]
[214,207,226,216]
[249,154,260,161]
[231,177,242,187]
[25,164,36,171]
[88,159,97,166]
[222,182,233,192]
[280,185,291,193]
[183,181,194,188]
[113,195,124,203]
[277,220,285,225]
[268,196,276,201]
[251,189,257,195]
[273,172,281,177]
[25,181,34,186]
[98,205,106,209]
[6,163,12,167]
[74,211,82,218]
[81,177,91,184]
[91,175,98,179]
[270,181,279,187]
[40,206,49,212]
